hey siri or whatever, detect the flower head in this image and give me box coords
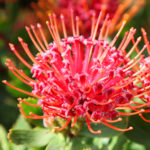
[31,0,145,36]
[3,12,150,134]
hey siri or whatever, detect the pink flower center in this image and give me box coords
[31,36,133,122]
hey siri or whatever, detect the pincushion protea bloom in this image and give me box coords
[31,0,145,35]
[3,12,150,134]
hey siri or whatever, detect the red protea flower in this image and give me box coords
[31,0,145,35]
[3,12,150,134]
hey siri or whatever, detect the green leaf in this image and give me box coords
[93,137,110,149]
[111,135,127,150]
[125,114,150,147]
[0,125,33,150]
[45,133,66,150]
[20,97,43,127]
[124,141,146,150]
[8,128,53,147]
[79,117,128,138]
[0,125,9,150]
[9,142,33,150]
[13,115,31,129]
[71,138,89,150]
[71,137,99,150]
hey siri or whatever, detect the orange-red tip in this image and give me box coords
[140,109,145,112]
[37,23,41,28]
[141,28,147,36]
[17,98,22,101]
[25,26,30,31]
[76,16,79,21]
[5,62,9,66]
[130,27,135,32]
[98,11,102,16]
[48,13,51,17]
[18,37,23,42]
[71,124,75,127]
[90,129,102,134]
[137,36,142,41]
[141,28,146,33]
[106,14,110,18]
[37,53,41,56]
[92,11,96,16]
[129,126,133,130]
[2,80,7,84]
[30,25,35,29]
[8,67,13,71]
[53,127,59,131]
[53,13,56,17]
[6,58,11,62]
[17,104,21,108]
[46,21,49,24]
[24,43,28,47]
[60,14,64,19]
[9,43,14,48]
[143,45,147,49]
[130,101,134,104]
[29,112,33,115]
[96,130,102,134]
[139,113,142,116]
[118,117,122,121]
[123,20,127,24]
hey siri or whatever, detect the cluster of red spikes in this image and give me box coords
[3,11,150,134]
[31,0,145,35]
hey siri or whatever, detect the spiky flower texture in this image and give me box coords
[32,0,145,35]
[4,12,150,134]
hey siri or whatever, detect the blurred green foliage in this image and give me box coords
[0,0,36,130]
